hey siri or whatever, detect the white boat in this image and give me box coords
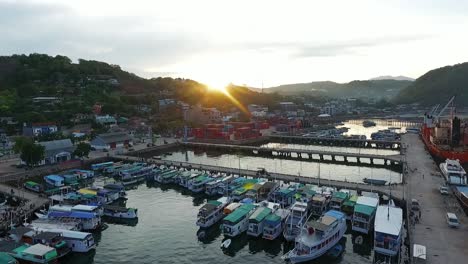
[222,203,256,237]
[205,175,232,196]
[223,202,241,215]
[262,208,290,240]
[28,227,95,253]
[440,159,467,185]
[247,206,272,237]
[188,174,214,193]
[283,202,309,241]
[374,202,403,257]
[352,196,379,234]
[196,197,230,228]
[154,169,178,183]
[179,171,201,188]
[46,210,102,231]
[103,205,138,219]
[283,210,347,263]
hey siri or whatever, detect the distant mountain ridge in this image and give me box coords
[370,75,415,81]
[261,79,413,99]
[394,62,468,106]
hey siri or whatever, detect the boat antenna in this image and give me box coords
[318,162,321,187]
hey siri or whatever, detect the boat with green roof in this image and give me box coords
[342,194,358,219]
[231,179,260,201]
[9,243,59,264]
[222,203,257,237]
[329,191,350,211]
[271,185,298,207]
[24,181,43,193]
[247,206,272,237]
[0,252,17,264]
[178,171,201,188]
[154,169,178,183]
[188,173,214,193]
[352,196,379,234]
[263,207,290,240]
[196,197,230,228]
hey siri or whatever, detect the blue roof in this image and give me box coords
[325,210,345,220]
[45,175,64,181]
[49,211,95,219]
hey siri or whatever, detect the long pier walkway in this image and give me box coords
[403,134,468,263]
[115,155,404,200]
[269,135,401,150]
[181,142,403,166]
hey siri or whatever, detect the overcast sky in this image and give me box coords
[1,0,468,88]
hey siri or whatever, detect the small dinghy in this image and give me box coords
[35,212,47,219]
[221,239,231,249]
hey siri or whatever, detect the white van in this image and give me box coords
[446,213,460,228]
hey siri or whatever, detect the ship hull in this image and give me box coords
[421,127,468,164]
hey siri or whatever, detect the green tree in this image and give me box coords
[13,136,32,154]
[20,142,45,167]
[73,142,91,158]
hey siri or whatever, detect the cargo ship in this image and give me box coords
[422,96,468,163]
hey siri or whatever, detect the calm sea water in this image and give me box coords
[66,184,375,264]
[62,120,406,263]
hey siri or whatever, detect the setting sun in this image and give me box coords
[206,82,229,94]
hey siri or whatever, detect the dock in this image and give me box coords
[269,135,401,150]
[403,133,468,263]
[114,154,404,201]
[181,142,403,167]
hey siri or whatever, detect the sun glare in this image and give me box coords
[206,82,229,94]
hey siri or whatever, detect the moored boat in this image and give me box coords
[103,205,138,219]
[283,210,347,263]
[222,203,256,237]
[439,159,467,185]
[283,202,309,242]
[188,173,214,193]
[24,181,43,193]
[262,208,290,240]
[247,206,272,237]
[196,197,230,228]
[374,203,403,258]
[363,178,387,186]
[352,196,379,234]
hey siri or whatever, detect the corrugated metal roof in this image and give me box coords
[375,205,403,236]
[354,204,376,216]
[38,139,73,151]
[224,204,255,223]
[96,132,131,144]
[249,207,272,223]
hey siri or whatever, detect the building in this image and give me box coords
[186,104,222,124]
[90,132,133,150]
[95,115,117,126]
[36,139,76,165]
[23,123,58,137]
[279,102,297,111]
[248,104,268,113]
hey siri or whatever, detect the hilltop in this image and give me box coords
[394,62,468,106]
[370,75,415,81]
[0,54,281,126]
[262,79,412,99]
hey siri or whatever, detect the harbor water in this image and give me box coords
[67,184,375,264]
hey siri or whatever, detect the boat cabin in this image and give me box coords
[329,191,349,211]
[310,195,328,217]
[223,204,256,237]
[271,187,296,207]
[374,205,403,257]
[24,181,43,192]
[352,196,379,234]
[12,244,58,264]
[44,175,64,187]
[247,207,272,237]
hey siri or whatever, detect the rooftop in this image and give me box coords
[375,205,403,236]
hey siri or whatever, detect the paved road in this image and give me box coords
[403,134,468,263]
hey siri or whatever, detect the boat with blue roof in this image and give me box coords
[44,175,64,187]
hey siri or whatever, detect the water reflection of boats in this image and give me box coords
[351,232,373,257]
[221,233,249,257]
[196,223,222,244]
[247,236,283,257]
[102,216,138,226]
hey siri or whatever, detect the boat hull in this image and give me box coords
[422,126,468,163]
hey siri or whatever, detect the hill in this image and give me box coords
[264,79,412,99]
[370,75,415,81]
[394,62,468,106]
[0,53,281,126]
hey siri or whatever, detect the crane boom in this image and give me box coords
[435,96,455,120]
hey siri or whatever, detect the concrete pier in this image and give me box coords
[403,134,468,263]
[181,142,403,168]
[269,135,401,150]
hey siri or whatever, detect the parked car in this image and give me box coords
[446,213,460,228]
[439,185,449,195]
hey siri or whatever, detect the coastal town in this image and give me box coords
[0,90,467,264]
